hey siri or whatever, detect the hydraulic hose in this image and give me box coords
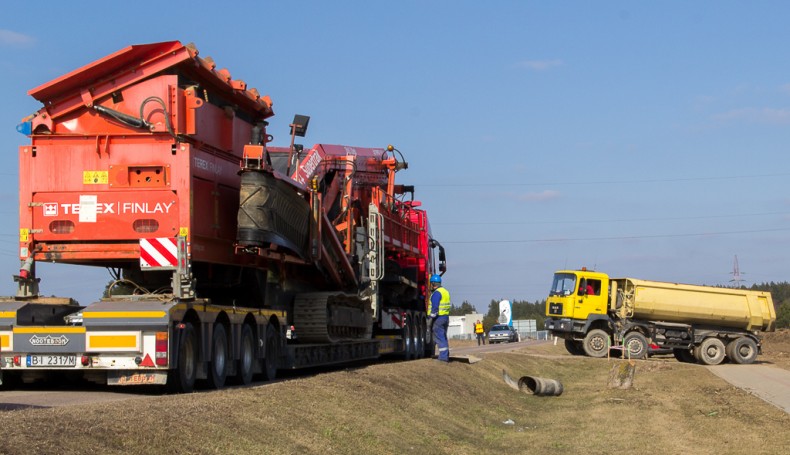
[93,105,150,130]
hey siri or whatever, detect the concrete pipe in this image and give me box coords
[517,376,564,396]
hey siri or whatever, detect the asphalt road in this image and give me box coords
[706,364,790,414]
[0,388,146,410]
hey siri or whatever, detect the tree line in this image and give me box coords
[449,281,790,331]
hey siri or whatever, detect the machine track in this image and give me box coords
[293,292,373,343]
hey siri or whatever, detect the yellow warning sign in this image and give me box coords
[19,229,29,242]
[83,171,108,184]
[179,227,189,237]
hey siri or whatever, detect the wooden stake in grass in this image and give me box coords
[608,360,636,389]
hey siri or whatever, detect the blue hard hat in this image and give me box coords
[430,274,442,284]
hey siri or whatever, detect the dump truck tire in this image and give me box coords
[583,329,610,358]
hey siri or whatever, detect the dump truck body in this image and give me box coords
[613,278,775,332]
[545,269,776,365]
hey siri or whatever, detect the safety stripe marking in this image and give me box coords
[140,238,178,269]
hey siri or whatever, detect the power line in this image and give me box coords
[442,227,790,244]
[418,172,790,187]
[433,211,790,226]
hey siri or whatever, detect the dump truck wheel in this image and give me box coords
[583,329,610,358]
[167,322,198,393]
[696,337,726,365]
[232,324,256,385]
[262,324,278,381]
[623,332,648,359]
[673,348,696,363]
[564,339,585,356]
[726,337,758,365]
[206,323,229,389]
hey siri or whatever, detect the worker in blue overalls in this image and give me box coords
[429,274,451,362]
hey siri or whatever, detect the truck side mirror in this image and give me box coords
[430,239,447,275]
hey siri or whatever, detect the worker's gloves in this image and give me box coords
[429,313,437,319]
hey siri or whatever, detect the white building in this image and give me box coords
[448,313,485,339]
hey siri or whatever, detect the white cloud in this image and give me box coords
[0,29,35,47]
[516,59,563,71]
[711,107,790,125]
[515,190,560,202]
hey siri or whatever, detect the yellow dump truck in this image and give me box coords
[544,268,776,365]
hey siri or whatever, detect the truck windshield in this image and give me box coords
[550,273,577,296]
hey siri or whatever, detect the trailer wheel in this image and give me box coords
[411,317,421,359]
[726,337,758,365]
[673,348,696,363]
[262,324,278,381]
[402,317,413,360]
[583,329,610,358]
[424,319,435,358]
[414,317,425,359]
[167,322,198,393]
[695,337,726,365]
[623,332,648,359]
[207,323,229,389]
[564,339,585,356]
[232,324,256,385]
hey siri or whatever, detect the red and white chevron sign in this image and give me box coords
[140,238,178,270]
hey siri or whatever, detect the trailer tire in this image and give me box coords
[673,348,696,363]
[402,317,413,360]
[414,316,425,359]
[623,332,648,359]
[583,329,610,358]
[207,323,229,389]
[726,337,758,365]
[564,339,585,356]
[695,337,726,365]
[262,324,278,381]
[424,319,435,358]
[167,322,198,393]
[410,317,421,359]
[232,324,256,385]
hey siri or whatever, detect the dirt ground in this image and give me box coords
[759,328,790,369]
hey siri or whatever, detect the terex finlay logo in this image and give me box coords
[43,203,58,216]
[29,334,70,346]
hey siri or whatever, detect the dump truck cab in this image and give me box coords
[546,269,610,320]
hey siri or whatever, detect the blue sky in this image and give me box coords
[2,1,790,312]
